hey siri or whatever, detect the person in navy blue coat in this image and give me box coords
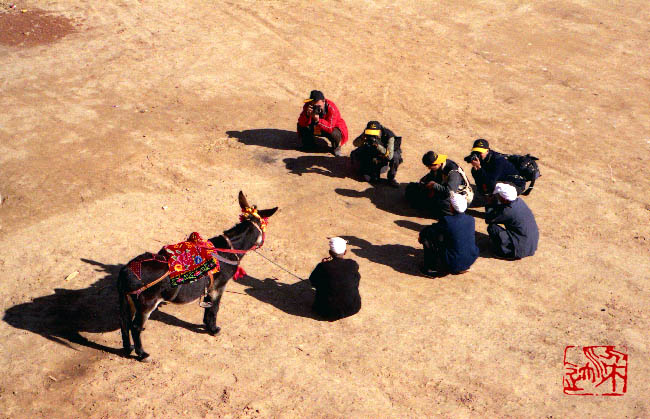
[418,193,479,277]
[486,183,539,259]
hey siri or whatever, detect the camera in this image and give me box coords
[312,105,324,117]
[464,151,480,163]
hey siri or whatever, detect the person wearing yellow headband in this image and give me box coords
[350,120,403,187]
[465,138,525,203]
[405,150,473,218]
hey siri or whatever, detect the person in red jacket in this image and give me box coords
[297,90,348,156]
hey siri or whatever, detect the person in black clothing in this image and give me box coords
[308,237,361,320]
[405,151,473,218]
[465,139,526,204]
[350,121,402,187]
[418,193,479,277]
[486,183,539,259]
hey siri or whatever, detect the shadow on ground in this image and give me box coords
[236,275,321,320]
[3,258,124,355]
[284,155,352,179]
[336,184,426,218]
[394,219,429,233]
[341,235,422,276]
[227,128,299,150]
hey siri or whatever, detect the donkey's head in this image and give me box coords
[236,191,278,246]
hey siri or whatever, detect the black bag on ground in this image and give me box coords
[505,154,541,195]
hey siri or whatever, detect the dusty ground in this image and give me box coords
[1,0,649,417]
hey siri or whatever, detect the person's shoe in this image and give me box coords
[387,178,399,188]
[332,146,343,156]
[369,176,380,184]
[363,174,371,182]
[419,265,443,278]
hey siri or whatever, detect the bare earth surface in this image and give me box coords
[1,0,649,417]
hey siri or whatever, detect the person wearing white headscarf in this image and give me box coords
[418,193,479,277]
[485,183,539,259]
[308,237,361,319]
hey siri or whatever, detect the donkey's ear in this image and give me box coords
[258,207,278,218]
[238,191,251,209]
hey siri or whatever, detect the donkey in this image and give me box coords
[117,191,278,361]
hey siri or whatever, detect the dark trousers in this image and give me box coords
[420,226,449,273]
[351,147,401,180]
[405,183,453,218]
[297,124,342,150]
[487,223,515,258]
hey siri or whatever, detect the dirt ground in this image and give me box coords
[1,0,648,417]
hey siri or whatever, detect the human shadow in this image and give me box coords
[475,230,501,259]
[335,185,426,218]
[3,258,125,355]
[394,219,428,233]
[236,275,321,320]
[284,155,352,179]
[341,235,422,276]
[465,208,486,219]
[226,129,299,151]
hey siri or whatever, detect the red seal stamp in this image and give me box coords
[563,346,628,396]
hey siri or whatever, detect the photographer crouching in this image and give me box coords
[297,90,348,156]
[350,121,403,187]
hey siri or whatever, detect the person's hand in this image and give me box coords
[306,104,314,117]
[312,112,320,123]
[425,181,436,190]
[471,158,481,170]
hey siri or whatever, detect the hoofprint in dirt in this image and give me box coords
[0,0,649,417]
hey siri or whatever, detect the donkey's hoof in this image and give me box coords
[123,345,134,356]
[137,352,150,362]
[208,326,221,336]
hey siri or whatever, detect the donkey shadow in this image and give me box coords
[236,275,320,320]
[3,258,226,356]
[341,235,422,276]
[335,185,425,218]
[226,129,299,151]
[284,155,352,179]
[3,258,124,355]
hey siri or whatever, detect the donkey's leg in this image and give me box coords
[203,283,227,335]
[119,293,136,355]
[132,297,163,361]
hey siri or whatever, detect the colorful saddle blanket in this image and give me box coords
[163,232,220,287]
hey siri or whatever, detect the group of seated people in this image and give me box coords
[298,90,539,319]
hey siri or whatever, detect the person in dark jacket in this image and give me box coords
[308,237,361,320]
[466,139,526,202]
[486,183,539,259]
[418,193,479,277]
[297,90,349,156]
[406,151,473,218]
[350,121,402,187]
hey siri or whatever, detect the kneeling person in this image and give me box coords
[309,237,361,320]
[418,193,479,277]
[406,151,473,218]
[297,90,349,156]
[350,121,402,187]
[486,183,539,259]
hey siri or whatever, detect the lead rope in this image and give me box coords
[253,249,307,282]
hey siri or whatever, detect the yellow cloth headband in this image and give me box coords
[433,154,447,165]
[364,129,381,136]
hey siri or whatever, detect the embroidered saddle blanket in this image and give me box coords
[163,232,220,287]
